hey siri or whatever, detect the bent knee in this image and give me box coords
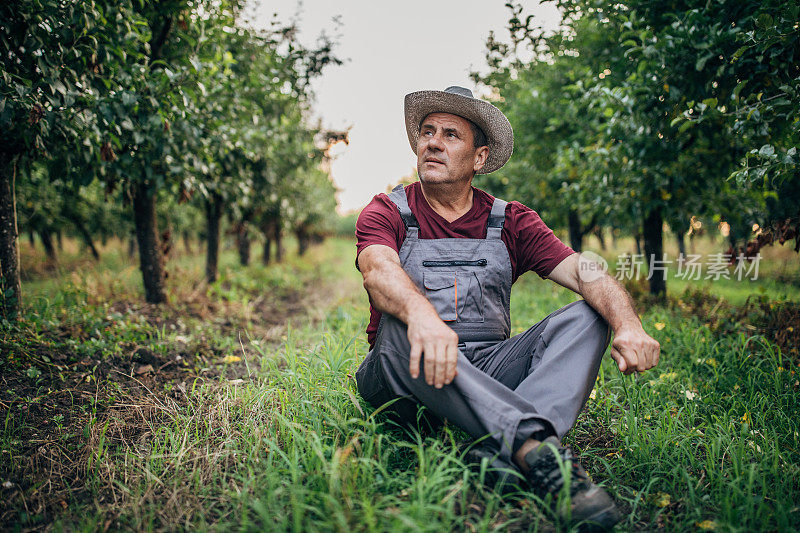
[568,300,611,345]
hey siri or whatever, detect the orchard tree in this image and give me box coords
[93,0,222,303]
[193,23,287,281]
[16,171,119,262]
[3,0,343,311]
[16,164,62,263]
[665,0,800,250]
[473,14,619,252]
[481,1,790,296]
[592,0,799,280]
[191,17,341,280]
[0,0,140,317]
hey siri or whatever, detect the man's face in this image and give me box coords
[416,112,488,184]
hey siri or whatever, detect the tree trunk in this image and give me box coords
[82,231,100,260]
[160,225,172,260]
[205,193,223,283]
[28,231,35,247]
[567,209,584,253]
[132,182,167,303]
[56,230,63,251]
[296,226,308,256]
[39,230,57,263]
[235,212,252,266]
[273,216,283,262]
[635,232,643,255]
[68,216,100,260]
[0,152,21,319]
[236,224,251,265]
[262,234,271,265]
[593,226,606,251]
[643,207,666,297]
[676,232,686,257]
[128,234,136,259]
[182,230,192,254]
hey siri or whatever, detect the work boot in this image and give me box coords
[462,442,527,494]
[523,436,621,530]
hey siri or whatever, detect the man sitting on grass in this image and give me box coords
[354,86,660,529]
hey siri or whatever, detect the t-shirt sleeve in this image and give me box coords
[355,193,404,271]
[508,201,575,279]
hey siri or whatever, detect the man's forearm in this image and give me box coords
[362,257,438,325]
[359,245,459,385]
[566,257,660,374]
[578,273,642,333]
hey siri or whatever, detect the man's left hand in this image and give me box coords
[609,326,660,375]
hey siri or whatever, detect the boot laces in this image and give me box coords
[527,445,589,497]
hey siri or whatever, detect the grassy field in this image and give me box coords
[2,235,799,531]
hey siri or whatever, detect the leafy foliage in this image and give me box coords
[1,0,344,310]
[475,0,799,294]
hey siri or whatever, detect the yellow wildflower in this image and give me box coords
[652,492,671,507]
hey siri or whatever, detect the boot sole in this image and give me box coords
[575,502,621,531]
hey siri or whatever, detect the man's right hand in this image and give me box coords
[358,244,460,389]
[406,310,459,388]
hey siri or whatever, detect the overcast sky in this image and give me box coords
[250,0,563,213]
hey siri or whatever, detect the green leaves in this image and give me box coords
[477,0,800,250]
[695,53,714,72]
[758,144,775,158]
[1,0,147,158]
[732,79,748,100]
[701,98,718,109]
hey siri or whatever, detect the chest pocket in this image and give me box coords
[422,271,485,323]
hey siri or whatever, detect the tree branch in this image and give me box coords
[149,16,173,64]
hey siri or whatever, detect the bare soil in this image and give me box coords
[0,262,329,530]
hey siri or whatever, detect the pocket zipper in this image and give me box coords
[422,259,487,267]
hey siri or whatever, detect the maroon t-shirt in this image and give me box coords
[355,181,575,349]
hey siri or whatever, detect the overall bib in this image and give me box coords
[356,184,611,462]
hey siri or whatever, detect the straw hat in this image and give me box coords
[404,86,513,174]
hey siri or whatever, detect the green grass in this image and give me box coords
[3,235,799,531]
[511,274,800,530]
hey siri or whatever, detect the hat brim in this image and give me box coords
[404,90,513,174]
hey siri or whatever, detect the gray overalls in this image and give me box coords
[356,184,611,463]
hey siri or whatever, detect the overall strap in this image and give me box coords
[387,184,419,237]
[486,197,508,239]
